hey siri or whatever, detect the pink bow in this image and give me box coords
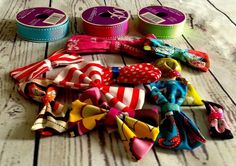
[66,35,149,59]
[10,49,84,82]
[53,61,161,111]
[203,101,233,139]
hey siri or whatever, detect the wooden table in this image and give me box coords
[1,0,236,165]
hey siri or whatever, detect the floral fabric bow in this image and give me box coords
[203,101,233,139]
[10,49,83,82]
[144,36,210,72]
[146,79,206,150]
[53,61,161,111]
[18,78,69,136]
[68,89,159,160]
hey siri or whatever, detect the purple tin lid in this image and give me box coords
[16,7,67,28]
[82,6,129,26]
[138,6,185,25]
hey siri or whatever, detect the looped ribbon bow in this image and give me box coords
[53,61,161,111]
[66,35,147,59]
[146,79,206,150]
[153,58,182,78]
[68,87,159,160]
[10,49,84,82]
[18,78,69,136]
[203,101,233,139]
[144,35,210,72]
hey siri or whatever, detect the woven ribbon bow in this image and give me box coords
[53,61,161,111]
[144,36,210,72]
[146,79,206,150]
[203,101,233,139]
[10,49,84,82]
[68,87,159,160]
[18,78,69,136]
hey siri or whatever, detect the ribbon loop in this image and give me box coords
[10,49,83,82]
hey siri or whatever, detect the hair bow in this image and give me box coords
[144,36,210,72]
[68,97,159,160]
[203,101,233,139]
[18,78,69,136]
[153,58,182,78]
[10,49,84,82]
[53,61,161,111]
[66,35,147,59]
[146,79,206,150]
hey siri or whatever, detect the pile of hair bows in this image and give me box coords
[10,34,233,160]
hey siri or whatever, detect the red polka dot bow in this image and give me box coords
[53,61,161,111]
[10,49,83,82]
[18,78,69,136]
[66,35,147,59]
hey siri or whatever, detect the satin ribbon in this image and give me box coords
[153,58,181,78]
[68,93,159,160]
[53,61,161,111]
[146,79,206,150]
[203,101,233,139]
[18,78,69,136]
[10,49,83,82]
[144,35,210,72]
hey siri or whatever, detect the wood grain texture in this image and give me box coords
[1,0,236,166]
[0,0,51,166]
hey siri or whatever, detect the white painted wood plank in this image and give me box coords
[0,0,51,166]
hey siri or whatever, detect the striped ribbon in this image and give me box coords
[53,61,155,111]
[10,49,84,82]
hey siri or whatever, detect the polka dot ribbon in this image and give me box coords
[146,79,206,150]
[53,61,160,112]
[203,101,233,139]
[10,49,84,82]
[68,88,159,160]
[18,78,69,136]
[144,35,210,72]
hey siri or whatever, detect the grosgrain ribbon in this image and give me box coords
[68,96,159,160]
[10,49,83,82]
[147,79,206,150]
[203,101,233,139]
[18,78,69,136]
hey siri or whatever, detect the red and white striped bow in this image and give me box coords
[66,35,155,59]
[53,61,161,111]
[10,49,84,82]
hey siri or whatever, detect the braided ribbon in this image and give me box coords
[68,88,159,160]
[146,79,206,150]
[203,101,233,139]
[144,35,210,72]
[10,49,83,82]
[53,61,161,111]
[18,78,69,136]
